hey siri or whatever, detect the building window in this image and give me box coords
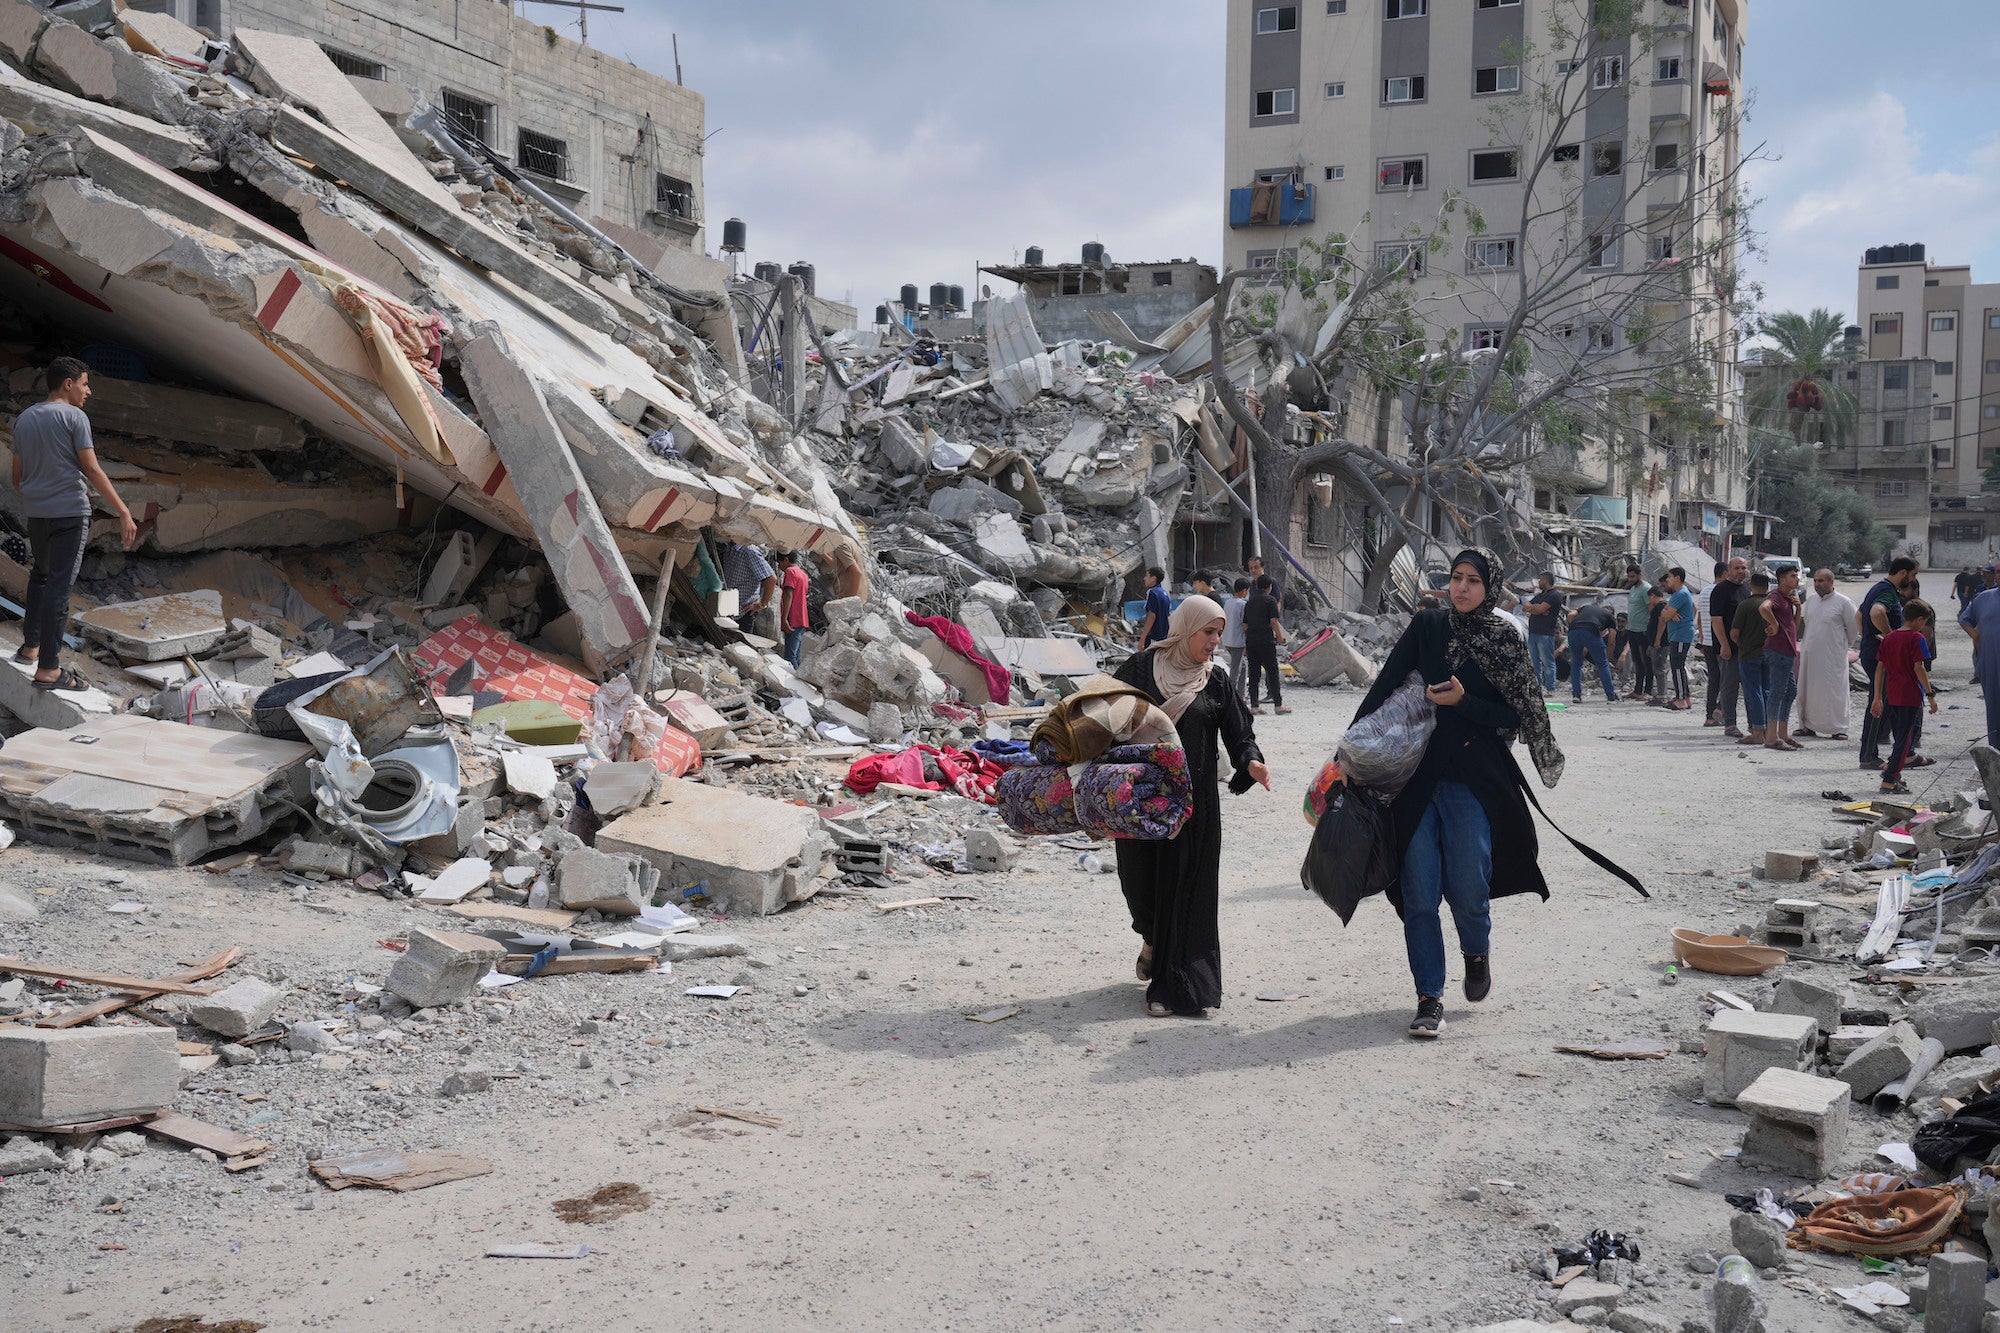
[1469,237,1517,270]
[1476,0,1521,6]
[1656,55,1683,80]
[1936,447,1955,468]
[1474,65,1520,95]
[1872,317,1900,336]
[1377,156,1426,190]
[1151,270,1174,287]
[1944,522,1984,542]
[1376,242,1425,276]
[1591,55,1624,89]
[1384,0,1426,16]
[1990,314,2000,329]
[1875,275,1900,290]
[1937,361,1954,377]
[516,128,570,182]
[1986,404,2000,420]
[1467,325,1506,351]
[1591,141,1623,176]
[1323,164,1345,181]
[1987,359,2000,376]
[1324,81,1346,98]
[322,46,385,80]
[1652,141,1681,171]
[1255,6,1299,32]
[1881,420,1907,447]
[1882,364,1908,390]
[1326,0,1348,12]
[1254,88,1297,116]
[1877,478,1906,496]
[1470,149,1520,182]
[1554,60,1582,77]
[1648,234,1676,263]
[1552,143,1580,163]
[1931,314,1956,331]
[1586,233,1618,268]
[1586,323,1615,351]
[1935,405,1955,421]
[1384,75,1426,103]
[440,89,494,147]
[654,173,694,219]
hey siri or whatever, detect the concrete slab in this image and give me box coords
[598,777,831,916]
[118,9,206,60]
[73,590,228,661]
[0,58,198,170]
[0,0,47,66]
[32,19,185,124]
[457,325,649,675]
[84,377,308,454]
[0,1025,179,1128]
[0,651,115,730]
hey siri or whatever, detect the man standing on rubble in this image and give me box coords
[1622,565,1653,702]
[1247,554,1282,610]
[10,356,136,692]
[1243,574,1288,715]
[720,541,779,641]
[1708,556,1750,734]
[1858,556,1919,770]
[1138,567,1172,647]
[776,551,810,668]
[1523,572,1565,693]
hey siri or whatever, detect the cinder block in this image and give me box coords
[964,828,1014,874]
[185,977,283,1040]
[1763,851,1819,882]
[1927,1251,1985,1333]
[1736,1068,1851,1178]
[1828,1025,1889,1062]
[1704,1010,1818,1106]
[554,845,659,916]
[1836,1021,1922,1100]
[1769,975,1842,1035]
[386,928,506,1009]
[0,1026,179,1128]
[1913,977,2000,1053]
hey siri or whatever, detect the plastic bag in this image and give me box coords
[1299,784,1398,924]
[1335,672,1435,798]
[1302,755,1342,826]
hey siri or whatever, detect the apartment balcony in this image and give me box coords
[1228,181,1314,229]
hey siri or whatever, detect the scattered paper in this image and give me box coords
[286,651,351,680]
[1554,1038,1674,1061]
[1256,989,1310,1003]
[1878,1143,1920,1172]
[485,1243,592,1259]
[633,902,697,935]
[686,985,741,998]
[589,932,667,951]
[106,901,148,915]
[477,971,523,989]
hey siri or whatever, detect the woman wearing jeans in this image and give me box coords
[1346,548,1573,1039]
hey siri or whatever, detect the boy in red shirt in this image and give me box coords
[776,551,811,668]
[1870,599,1937,794]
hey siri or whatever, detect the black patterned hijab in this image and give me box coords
[1445,547,1565,788]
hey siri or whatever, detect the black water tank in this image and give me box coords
[1864,247,1882,266]
[899,284,919,310]
[1024,246,1044,266]
[720,218,747,253]
[948,284,965,310]
[753,261,782,284]
[1912,243,1926,262]
[874,304,890,326]
[929,283,950,311]
[1082,241,1106,266]
[1844,325,1863,342]
[1893,243,1912,263]
[788,262,816,296]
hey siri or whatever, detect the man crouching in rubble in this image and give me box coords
[10,356,137,691]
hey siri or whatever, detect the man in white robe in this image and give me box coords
[1797,568,1858,739]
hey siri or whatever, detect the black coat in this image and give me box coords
[1352,610,1548,909]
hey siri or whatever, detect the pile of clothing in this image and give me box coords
[844,743,1005,803]
[994,677,1192,841]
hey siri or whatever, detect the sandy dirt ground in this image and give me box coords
[1,582,1980,1332]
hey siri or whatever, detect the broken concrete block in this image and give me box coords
[280,841,359,878]
[599,777,831,916]
[285,1023,337,1054]
[421,531,479,606]
[1828,1024,1889,1063]
[965,828,1014,874]
[74,591,227,662]
[0,1135,62,1176]
[973,512,1038,576]
[1768,976,1841,1035]
[440,1066,493,1097]
[502,751,559,800]
[1736,1067,1851,1178]
[659,694,729,748]
[0,0,49,66]
[1551,1279,1621,1315]
[1703,1010,1817,1106]
[584,761,660,818]
[1729,1211,1789,1269]
[33,20,186,124]
[662,934,748,962]
[386,928,506,1009]
[1762,850,1818,881]
[1927,1251,1985,1333]
[874,416,931,476]
[1835,1021,1922,1100]
[0,1026,179,1129]
[185,978,284,1040]
[1912,976,2000,1053]
[867,702,904,743]
[554,845,659,916]
[416,857,493,905]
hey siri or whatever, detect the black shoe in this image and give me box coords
[1408,996,1445,1039]
[1464,954,1492,1003]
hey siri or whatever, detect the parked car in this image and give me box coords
[1834,561,1873,579]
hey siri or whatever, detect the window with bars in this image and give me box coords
[654,173,694,219]
[516,128,570,182]
[1881,420,1907,447]
[321,46,385,80]
[1877,478,1906,496]
[440,89,494,147]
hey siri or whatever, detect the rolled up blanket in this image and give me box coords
[1074,743,1193,841]
[995,763,1081,836]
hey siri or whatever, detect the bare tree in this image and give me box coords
[1211,0,1762,609]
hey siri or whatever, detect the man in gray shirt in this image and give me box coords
[10,356,136,690]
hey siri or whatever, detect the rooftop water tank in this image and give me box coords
[929,283,950,311]
[948,284,965,310]
[720,218,747,254]
[753,261,782,284]
[1024,246,1044,266]
[787,262,816,296]
[874,304,891,326]
[899,284,919,311]
[1082,241,1106,266]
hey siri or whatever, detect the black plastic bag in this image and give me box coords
[1300,784,1398,924]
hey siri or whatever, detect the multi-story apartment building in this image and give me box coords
[1849,245,2000,566]
[128,0,707,252]
[1223,0,1752,567]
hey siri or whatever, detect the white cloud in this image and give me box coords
[1744,91,2000,319]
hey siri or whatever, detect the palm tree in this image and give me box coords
[1743,308,1860,447]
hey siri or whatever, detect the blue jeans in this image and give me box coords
[1528,634,1557,692]
[1763,652,1795,729]
[783,626,806,667]
[1738,655,1767,731]
[1402,781,1493,999]
[1568,629,1617,701]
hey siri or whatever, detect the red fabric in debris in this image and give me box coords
[904,611,1012,704]
[843,744,1004,803]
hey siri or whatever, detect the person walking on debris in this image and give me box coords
[1796,569,1858,740]
[1759,565,1803,751]
[776,551,810,668]
[10,356,136,691]
[1523,571,1565,693]
[1221,577,1251,697]
[1346,548,1636,1039]
[1137,566,1172,647]
[1858,556,1918,770]
[1872,599,1938,796]
[1959,577,2000,748]
[1659,567,1696,710]
[1622,565,1653,702]
[1111,595,1270,1017]
[721,541,779,640]
[1243,574,1288,715]
[1708,557,1749,732]
[1566,598,1619,704]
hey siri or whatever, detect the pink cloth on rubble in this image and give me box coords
[904,611,1013,704]
[843,744,1003,803]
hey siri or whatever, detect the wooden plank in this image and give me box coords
[0,1113,153,1136]
[139,1112,271,1157]
[693,1105,781,1128]
[34,947,245,1029]
[0,957,219,996]
[873,897,945,912]
[494,953,653,977]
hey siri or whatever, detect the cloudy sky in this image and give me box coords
[549,0,2000,327]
